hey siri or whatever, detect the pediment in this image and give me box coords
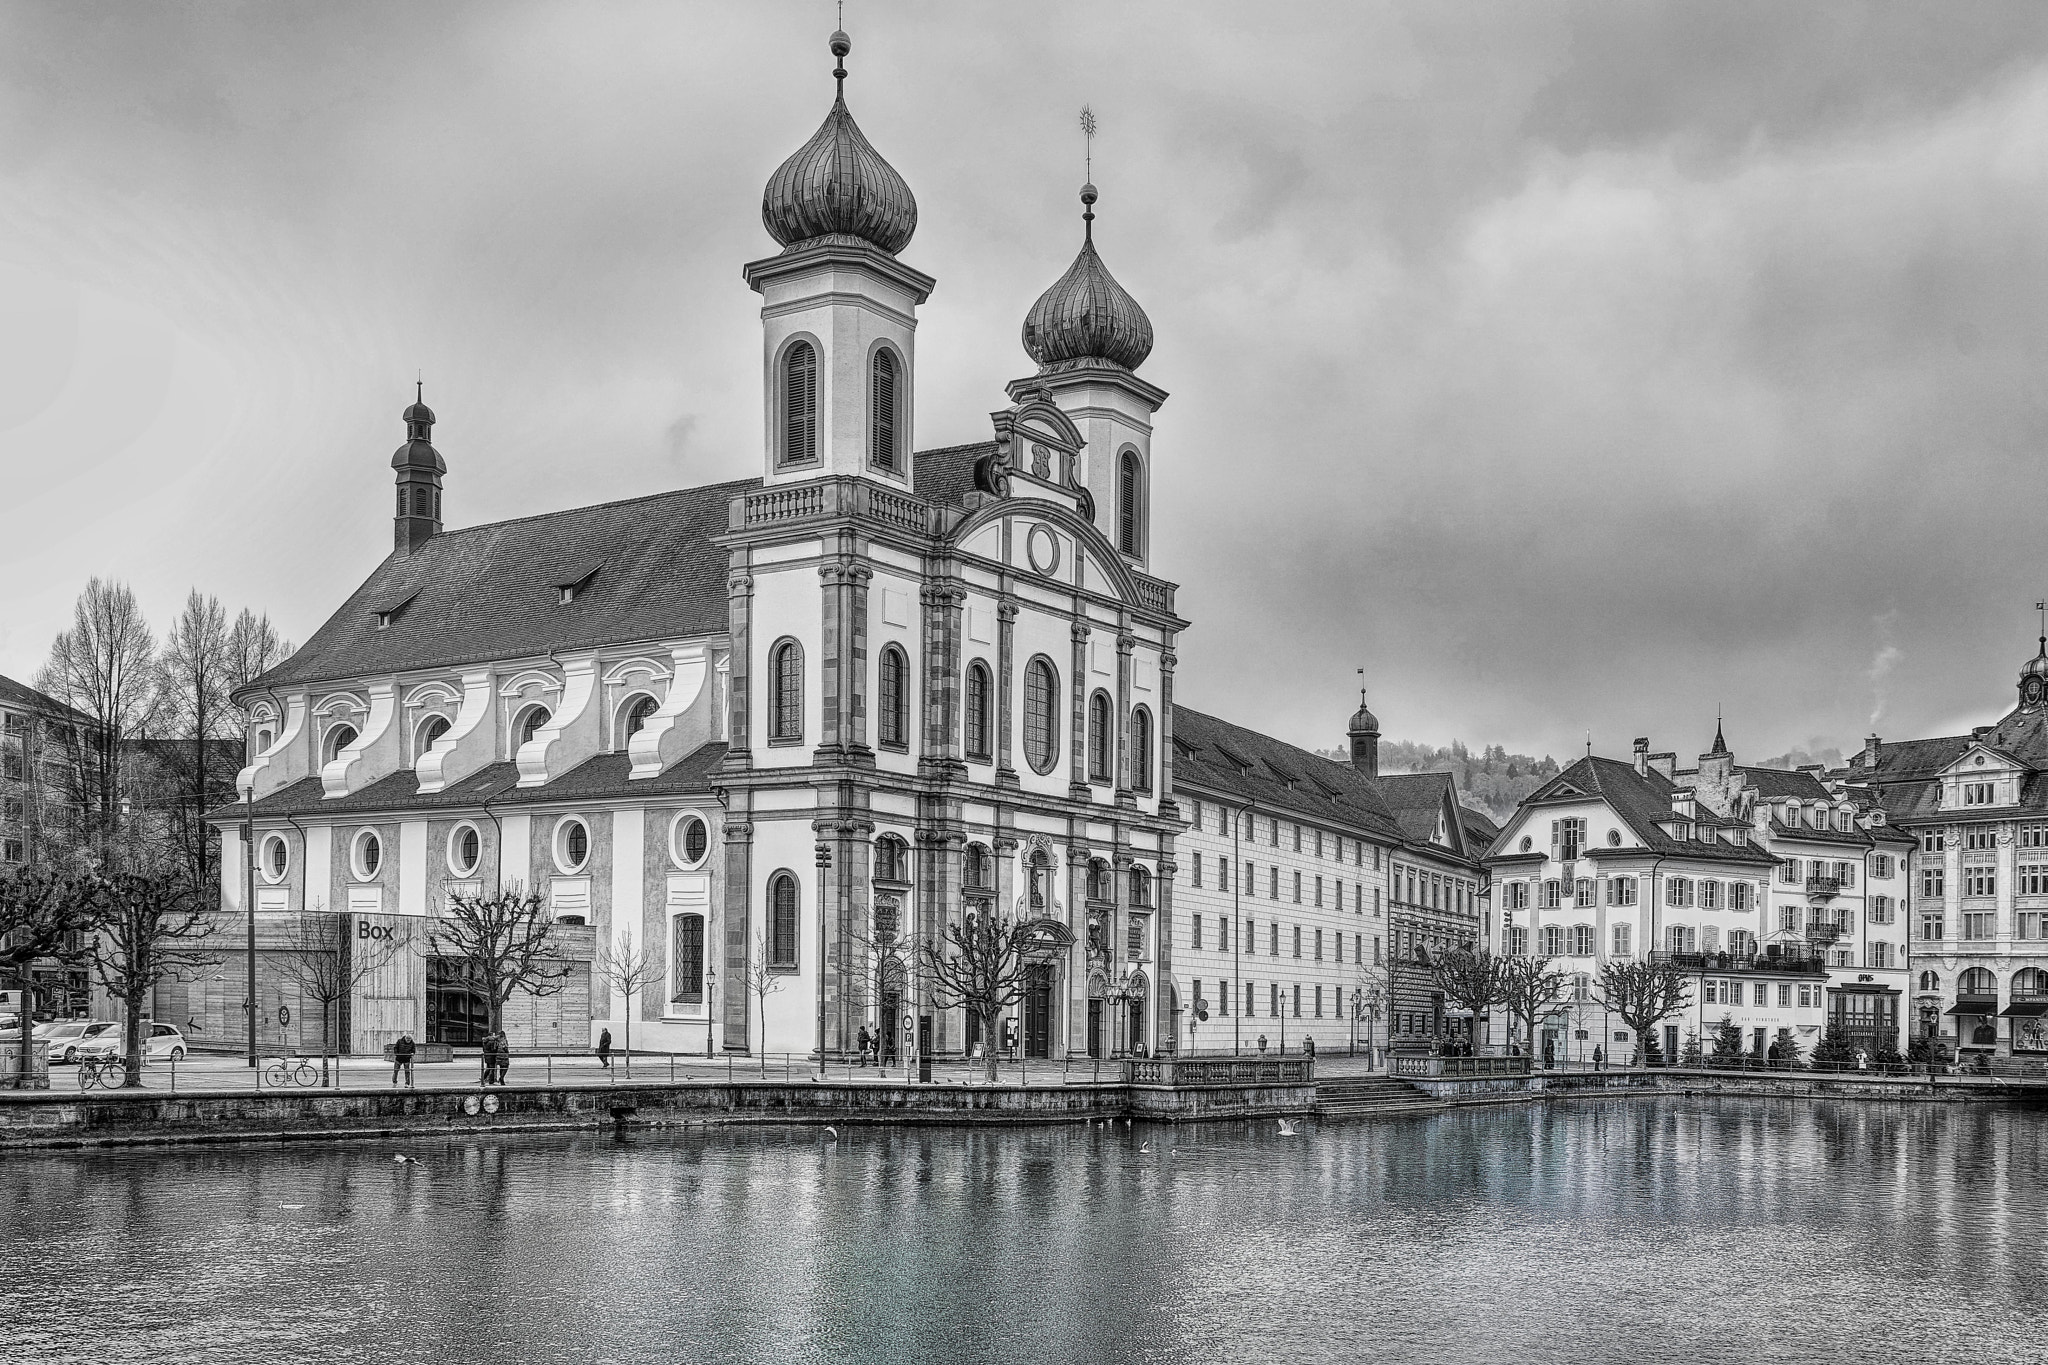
[1941,742,2029,778]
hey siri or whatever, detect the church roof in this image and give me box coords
[247,479,754,697]
[760,33,917,255]
[912,441,996,509]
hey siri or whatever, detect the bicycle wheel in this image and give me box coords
[77,1062,100,1091]
[293,1062,318,1087]
[264,1063,289,1088]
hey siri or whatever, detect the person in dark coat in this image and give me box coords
[856,1025,872,1067]
[596,1028,613,1072]
[491,1031,511,1085]
[392,1034,416,1089]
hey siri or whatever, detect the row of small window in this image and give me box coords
[1917,826,2048,854]
[1924,967,2048,998]
[1700,979,1828,1008]
[1390,865,1478,915]
[313,695,666,770]
[1960,780,2001,806]
[1189,979,1346,1020]
[1505,876,1763,911]
[1919,911,2048,940]
[1778,859,1858,887]
[1186,914,1376,964]
[1186,855,1378,912]
[1185,799,1384,869]
[1913,864,2048,898]
[767,642,1158,788]
[254,813,715,885]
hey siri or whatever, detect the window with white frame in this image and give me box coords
[1612,923,1633,956]
[1963,781,1995,806]
[1700,880,1720,911]
[1540,925,1564,956]
[1571,924,1594,956]
[1666,877,1693,908]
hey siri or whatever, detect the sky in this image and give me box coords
[4,1,2048,767]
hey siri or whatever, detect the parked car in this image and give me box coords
[77,1023,189,1064]
[41,1021,118,1064]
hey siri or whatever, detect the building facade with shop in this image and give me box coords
[212,30,1186,1063]
[1379,771,1490,1050]
[1838,636,2048,1060]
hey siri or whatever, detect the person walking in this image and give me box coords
[1593,1044,1605,1072]
[392,1033,416,1089]
[856,1024,872,1067]
[597,1028,613,1072]
[491,1031,510,1086]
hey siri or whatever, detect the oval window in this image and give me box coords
[353,830,382,880]
[261,834,289,883]
[672,814,710,869]
[557,818,591,873]
[449,823,482,877]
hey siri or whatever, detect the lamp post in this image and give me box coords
[814,842,831,1078]
[241,781,256,1069]
[704,960,718,1058]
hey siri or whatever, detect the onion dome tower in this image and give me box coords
[744,29,932,488]
[1348,687,1381,779]
[392,382,444,553]
[1009,180,1169,567]
[2019,631,2048,711]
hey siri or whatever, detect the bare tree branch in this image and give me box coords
[0,866,106,1088]
[918,910,1065,1083]
[1596,958,1694,1066]
[594,931,663,1061]
[91,869,217,1088]
[427,889,570,1035]
[1499,953,1572,1059]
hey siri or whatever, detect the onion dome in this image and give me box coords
[1348,689,1380,738]
[391,382,444,473]
[761,30,917,255]
[1021,183,1154,372]
[2025,642,2048,681]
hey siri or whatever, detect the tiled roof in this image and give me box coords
[1843,734,1973,784]
[1765,819,1874,849]
[247,481,756,697]
[1172,706,1408,846]
[0,673,90,725]
[1737,765,1831,799]
[1508,755,1778,865]
[913,442,996,509]
[1458,804,1500,844]
[226,742,727,820]
[1378,771,1455,846]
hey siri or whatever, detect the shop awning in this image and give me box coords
[1948,1000,1998,1016]
[1999,1001,2048,1018]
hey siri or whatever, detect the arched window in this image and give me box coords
[875,834,910,885]
[1960,967,1997,998]
[770,640,804,741]
[964,843,992,891]
[1129,706,1153,793]
[1087,692,1112,784]
[671,914,705,1004]
[878,645,908,748]
[1919,970,1940,992]
[323,723,358,764]
[1022,656,1059,774]
[2015,969,2048,999]
[515,705,551,748]
[869,347,899,471]
[782,340,817,464]
[1118,451,1143,556]
[1087,859,1112,903]
[768,872,800,968]
[416,715,450,757]
[1130,866,1152,908]
[622,694,659,742]
[964,663,992,761]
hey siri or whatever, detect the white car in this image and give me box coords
[78,1023,188,1063]
[42,1021,118,1064]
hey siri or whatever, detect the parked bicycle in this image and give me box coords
[264,1055,319,1088]
[77,1056,126,1091]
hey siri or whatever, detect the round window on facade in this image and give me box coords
[352,829,383,881]
[1607,829,1622,847]
[556,817,591,874]
[1519,836,1532,852]
[448,822,482,877]
[671,813,711,869]
[260,834,289,884]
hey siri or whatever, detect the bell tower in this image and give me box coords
[744,29,932,489]
[391,383,444,554]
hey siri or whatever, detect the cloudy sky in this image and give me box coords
[4,1,2048,766]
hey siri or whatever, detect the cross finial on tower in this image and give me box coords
[830,15,850,97]
[2036,599,2045,652]
[1078,106,1098,244]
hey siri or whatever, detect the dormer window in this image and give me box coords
[552,562,602,605]
[1964,781,1996,806]
[376,612,393,631]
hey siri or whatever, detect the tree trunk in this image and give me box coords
[119,984,147,1088]
[982,1003,999,1084]
[14,981,32,1089]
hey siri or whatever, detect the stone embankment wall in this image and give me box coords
[1409,1067,2048,1106]
[0,1077,1318,1150]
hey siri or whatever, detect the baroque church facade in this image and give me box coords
[217,31,1185,1061]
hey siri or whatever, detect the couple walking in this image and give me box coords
[477,1030,511,1086]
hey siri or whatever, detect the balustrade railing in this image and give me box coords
[1124,1056,1313,1087]
[1392,1055,1531,1079]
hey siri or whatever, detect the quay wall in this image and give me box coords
[1408,1067,2048,1106]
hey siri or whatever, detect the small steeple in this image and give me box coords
[392,380,445,553]
[1347,672,1381,779]
[1709,711,1729,757]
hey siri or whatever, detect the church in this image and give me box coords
[211,29,1478,1065]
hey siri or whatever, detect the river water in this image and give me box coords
[2,1097,2043,1364]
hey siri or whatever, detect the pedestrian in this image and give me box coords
[597,1028,613,1072]
[478,1033,494,1086]
[392,1033,416,1089]
[856,1025,872,1067]
[1856,1048,1869,1072]
[1593,1044,1605,1072]
[492,1031,510,1085]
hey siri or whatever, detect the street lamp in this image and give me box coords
[704,960,718,1059]
[241,780,256,1070]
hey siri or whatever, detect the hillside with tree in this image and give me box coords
[1322,739,1561,822]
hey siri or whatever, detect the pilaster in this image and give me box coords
[995,600,1020,788]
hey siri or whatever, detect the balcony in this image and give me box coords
[1805,876,1843,901]
[1649,948,1829,977]
[1806,921,1842,946]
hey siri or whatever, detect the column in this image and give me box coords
[847,563,873,760]
[1156,848,1179,1054]
[722,563,753,771]
[817,560,845,759]
[720,804,753,1052]
[1068,620,1092,800]
[995,600,1019,788]
[920,582,965,772]
[1157,648,1179,816]
[1113,632,1135,807]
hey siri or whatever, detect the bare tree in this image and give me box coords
[735,927,787,1076]
[0,866,106,1087]
[36,578,161,850]
[1350,959,1392,1060]
[90,869,217,1088]
[1596,958,1695,1067]
[1498,953,1572,1062]
[918,909,1064,1083]
[594,931,664,1067]
[426,889,569,1036]
[274,906,401,1084]
[1423,943,1508,1049]
[222,608,294,718]
[155,590,234,896]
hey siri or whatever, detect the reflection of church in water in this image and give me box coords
[218,29,1192,1060]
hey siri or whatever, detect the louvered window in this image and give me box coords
[877,646,908,748]
[783,341,818,464]
[1118,452,1141,556]
[870,348,898,470]
[1022,657,1059,774]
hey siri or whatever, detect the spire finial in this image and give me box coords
[416,371,423,405]
[830,20,850,98]
[1079,105,1098,244]
[2036,598,2044,654]
[1586,731,1592,759]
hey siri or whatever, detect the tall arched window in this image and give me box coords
[323,723,358,764]
[1022,656,1059,774]
[769,872,800,968]
[416,715,450,757]
[622,694,659,742]
[783,340,818,464]
[870,348,899,471]
[964,843,992,891]
[1087,692,1112,784]
[964,662,992,761]
[1118,451,1143,557]
[877,645,908,748]
[1960,967,1997,997]
[671,914,705,1004]
[770,639,804,741]
[515,705,551,748]
[1130,706,1153,793]
[874,834,910,885]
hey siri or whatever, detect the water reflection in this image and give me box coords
[3,1099,2045,1363]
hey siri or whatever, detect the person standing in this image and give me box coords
[392,1033,416,1089]
[491,1031,510,1086]
[596,1028,613,1072]
[856,1025,872,1067]
[1593,1044,1605,1072]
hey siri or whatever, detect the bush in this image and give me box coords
[1907,1034,1952,1068]
[1809,1021,1857,1069]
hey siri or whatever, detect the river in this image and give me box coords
[3,1097,2043,1364]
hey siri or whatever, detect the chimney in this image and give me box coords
[1649,752,1677,781]
[1862,733,1881,768]
[1632,737,1650,775]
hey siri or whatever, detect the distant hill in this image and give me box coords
[1317,740,1561,823]
[1753,744,1843,771]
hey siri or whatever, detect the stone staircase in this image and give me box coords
[1315,1074,1444,1119]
